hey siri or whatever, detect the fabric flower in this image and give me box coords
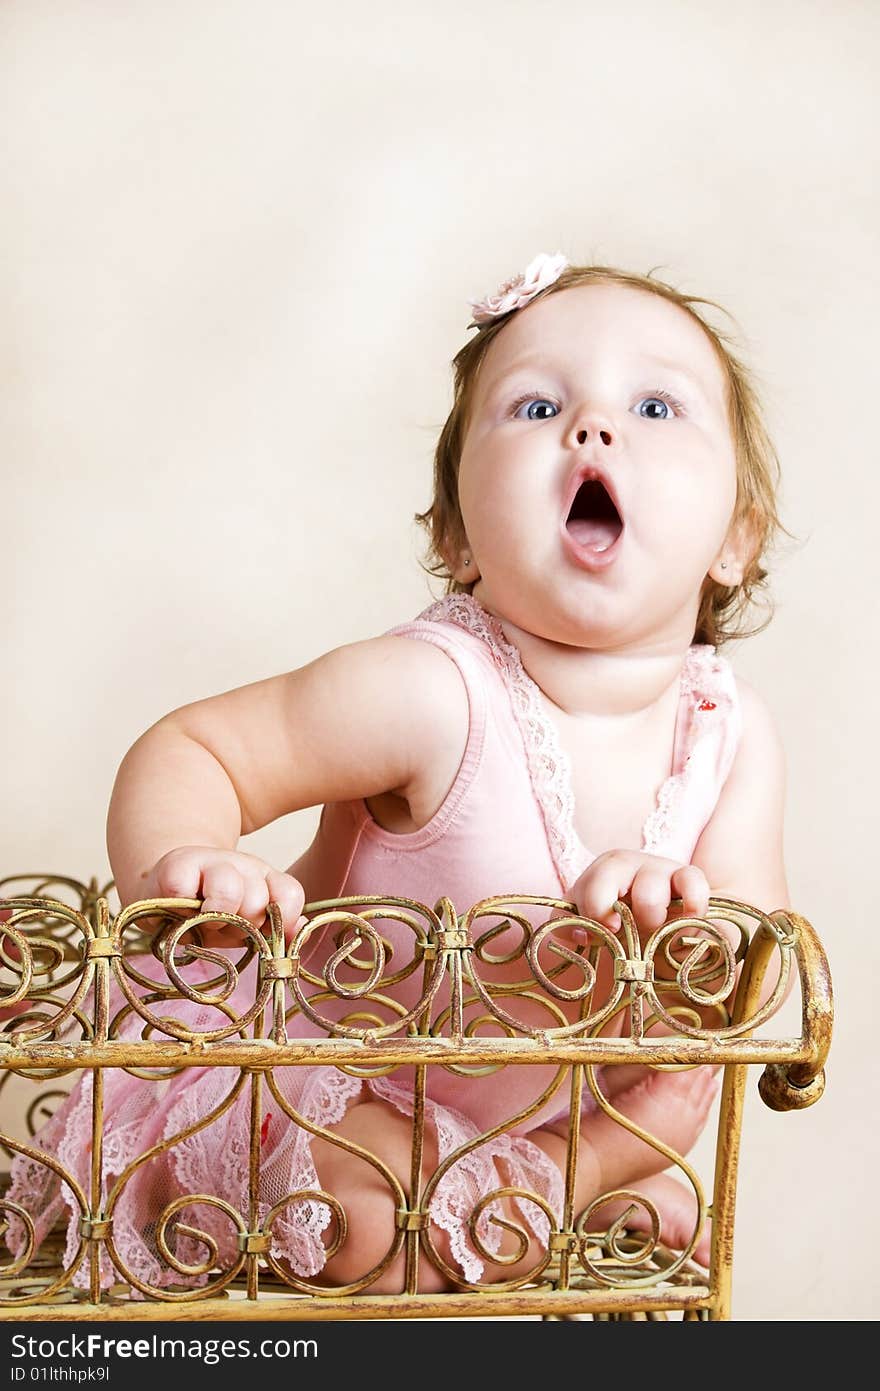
[468,251,569,325]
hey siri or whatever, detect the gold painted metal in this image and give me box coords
[77,1218,111,1242]
[238,1232,271,1255]
[395,1210,429,1232]
[0,876,832,1320]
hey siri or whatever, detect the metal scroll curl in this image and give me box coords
[565,1052,708,1287]
[574,1171,705,1290]
[260,1069,407,1294]
[101,1066,251,1300]
[467,1186,558,1279]
[151,1194,245,1280]
[111,901,275,1042]
[0,898,94,1042]
[288,900,446,1040]
[641,900,791,1039]
[0,875,116,930]
[0,1136,90,1305]
[577,1187,663,1268]
[459,897,628,1040]
[418,1034,571,1292]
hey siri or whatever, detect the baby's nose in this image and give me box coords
[568,418,615,448]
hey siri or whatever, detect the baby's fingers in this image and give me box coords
[153,852,203,900]
[265,870,306,941]
[194,864,263,947]
[237,875,272,926]
[200,862,247,918]
[573,853,636,932]
[630,864,676,931]
[670,865,710,921]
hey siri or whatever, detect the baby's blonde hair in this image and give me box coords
[416,263,783,647]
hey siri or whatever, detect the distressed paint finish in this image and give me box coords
[0,877,832,1320]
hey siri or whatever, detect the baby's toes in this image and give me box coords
[613,1173,711,1267]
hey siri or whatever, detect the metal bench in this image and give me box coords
[0,873,832,1321]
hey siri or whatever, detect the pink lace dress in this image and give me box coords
[7,594,741,1289]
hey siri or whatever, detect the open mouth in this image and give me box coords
[565,478,624,555]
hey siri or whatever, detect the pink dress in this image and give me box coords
[7,594,741,1289]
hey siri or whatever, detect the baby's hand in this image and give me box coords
[141,847,306,943]
[569,850,710,935]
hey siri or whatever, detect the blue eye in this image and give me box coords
[634,394,679,420]
[513,397,559,421]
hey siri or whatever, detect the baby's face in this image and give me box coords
[456,283,741,650]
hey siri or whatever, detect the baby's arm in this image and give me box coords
[555,680,789,1212]
[106,635,468,934]
[688,677,789,910]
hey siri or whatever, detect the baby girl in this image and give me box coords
[7,254,789,1292]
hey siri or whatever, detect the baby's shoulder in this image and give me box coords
[729,672,786,772]
[338,630,472,808]
[359,627,471,693]
[321,629,470,744]
[731,672,779,726]
[319,627,468,700]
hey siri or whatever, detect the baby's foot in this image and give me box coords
[532,1067,720,1276]
[583,1064,720,1190]
[584,1171,711,1267]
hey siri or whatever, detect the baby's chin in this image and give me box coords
[480,588,632,652]
[501,592,695,657]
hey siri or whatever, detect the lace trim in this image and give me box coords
[640,646,737,854]
[6,1061,563,1288]
[4,1073,91,1284]
[419,594,582,887]
[263,1069,366,1278]
[368,1076,562,1284]
[419,594,737,878]
[166,1066,364,1281]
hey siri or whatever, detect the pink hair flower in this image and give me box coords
[468,251,569,325]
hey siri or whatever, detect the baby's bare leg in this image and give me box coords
[308,1099,447,1293]
[307,1099,562,1292]
[532,1065,719,1264]
[303,1069,717,1291]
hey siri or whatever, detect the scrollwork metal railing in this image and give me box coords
[0,874,832,1320]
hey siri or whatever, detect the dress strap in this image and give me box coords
[641,645,741,861]
[376,612,490,846]
[416,594,582,886]
[417,594,742,876]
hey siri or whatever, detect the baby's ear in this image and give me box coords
[445,534,480,585]
[708,511,758,587]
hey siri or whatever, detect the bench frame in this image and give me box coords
[0,875,833,1321]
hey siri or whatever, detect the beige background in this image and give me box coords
[2,0,877,1320]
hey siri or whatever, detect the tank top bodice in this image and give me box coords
[290,592,742,908]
